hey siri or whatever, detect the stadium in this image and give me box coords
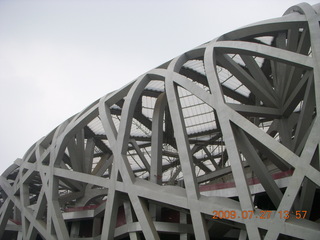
[1,2,320,239]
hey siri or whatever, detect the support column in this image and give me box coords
[180,212,190,240]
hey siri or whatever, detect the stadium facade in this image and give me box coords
[1,2,320,240]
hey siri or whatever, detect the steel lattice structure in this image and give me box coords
[1,2,320,240]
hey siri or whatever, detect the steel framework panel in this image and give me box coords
[1,2,320,240]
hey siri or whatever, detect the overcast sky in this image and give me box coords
[0,0,318,174]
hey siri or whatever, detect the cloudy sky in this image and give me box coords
[0,0,318,174]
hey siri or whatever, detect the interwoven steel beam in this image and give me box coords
[1,2,320,240]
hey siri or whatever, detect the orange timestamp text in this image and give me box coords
[212,210,308,220]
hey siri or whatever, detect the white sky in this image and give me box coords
[0,0,318,174]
